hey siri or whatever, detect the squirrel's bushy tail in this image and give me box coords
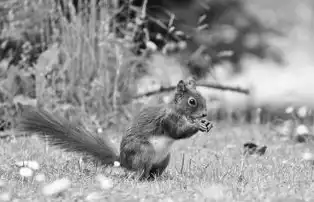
[17,106,119,165]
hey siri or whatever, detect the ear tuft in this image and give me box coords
[187,77,196,89]
[176,80,186,92]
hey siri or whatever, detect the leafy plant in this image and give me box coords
[0,0,283,131]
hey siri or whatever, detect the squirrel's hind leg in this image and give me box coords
[149,154,171,179]
[120,140,155,181]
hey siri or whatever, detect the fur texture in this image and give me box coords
[17,78,211,180]
[18,106,119,164]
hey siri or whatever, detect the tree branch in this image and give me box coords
[133,82,249,99]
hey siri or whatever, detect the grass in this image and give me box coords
[1,123,314,201]
[1,0,314,201]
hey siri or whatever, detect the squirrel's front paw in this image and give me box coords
[198,119,213,132]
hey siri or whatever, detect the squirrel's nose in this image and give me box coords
[201,113,207,118]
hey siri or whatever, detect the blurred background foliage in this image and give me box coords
[0,0,313,135]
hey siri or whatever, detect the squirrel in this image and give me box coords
[17,78,213,180]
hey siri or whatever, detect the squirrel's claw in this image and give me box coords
[206,123,214,133]
[198,119,213,133]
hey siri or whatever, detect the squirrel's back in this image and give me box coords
[18,106,119,165]
[126,104,167,138]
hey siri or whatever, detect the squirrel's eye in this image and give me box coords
[188,97,197,106]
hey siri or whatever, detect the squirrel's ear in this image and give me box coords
[176,80,186,92]
[187,77,196,89]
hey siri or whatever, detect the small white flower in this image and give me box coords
[27,161,40,170]
[35,173,46,182]
[285,106,294,114]
[86,192,103,201]
[296,124,309,135]
[42,178,71,196]
[302,152,314,161]
[97,128,103,134]
[113,161,120,167]
[297,106,308,118]
[95,174,113,190]
[282,160,288,164]
[146,41,157,52]
[0,192,11,201]
[19,167,33,177]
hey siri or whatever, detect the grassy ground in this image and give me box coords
[1,0,314,201]
[1,123,314,202]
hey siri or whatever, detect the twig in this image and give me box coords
[141,0,148,19]
[113,45,123,113]
[133,82,250,99]
[197,82,250,94]
[0,131,31,139]
[131,0,148,41]
[180,153,185,174]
